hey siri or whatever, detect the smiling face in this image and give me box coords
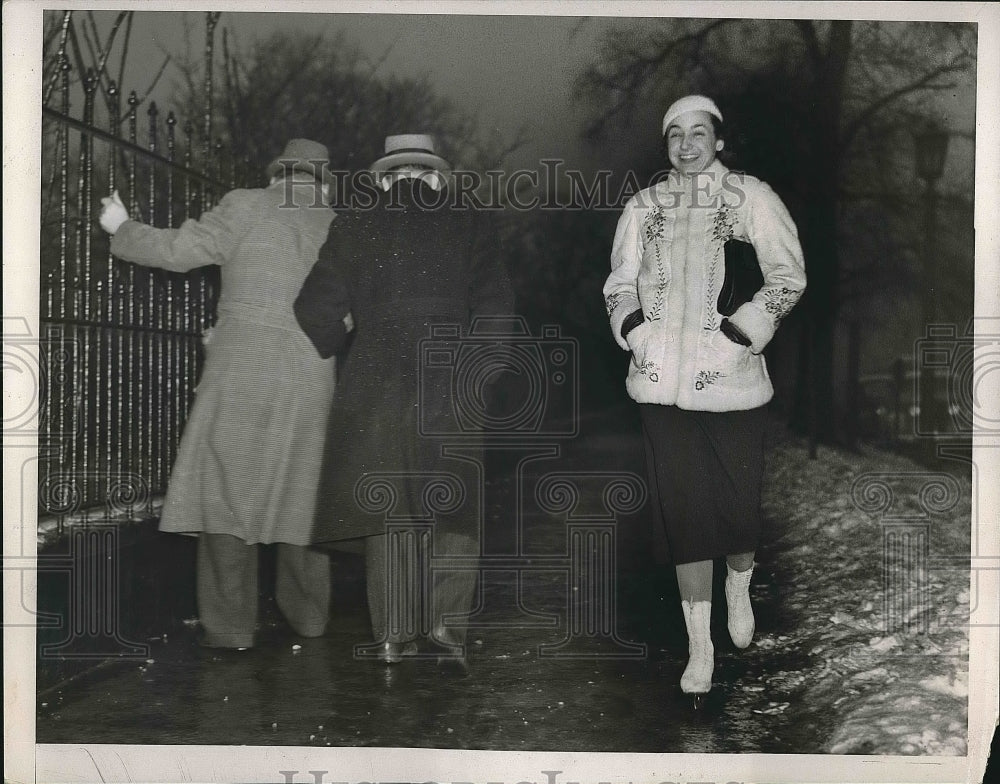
[664,110,724,175]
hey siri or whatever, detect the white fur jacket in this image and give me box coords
[604,159,806,411]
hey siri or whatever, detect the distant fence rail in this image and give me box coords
[39,11,250,534]
[857,356,966,444]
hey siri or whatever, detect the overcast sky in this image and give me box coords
[73,7,979,193]
[82,10,644,175]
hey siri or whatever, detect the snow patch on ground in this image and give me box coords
[761,434,970,756]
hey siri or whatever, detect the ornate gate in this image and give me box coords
[38,11,250,534]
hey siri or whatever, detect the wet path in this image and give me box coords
[36,411,820,753]
[37,582,811,752]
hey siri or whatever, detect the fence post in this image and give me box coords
[165,111,179,475]
[75,68,98,522]
[51,54,72,537]
[146,101,160,506]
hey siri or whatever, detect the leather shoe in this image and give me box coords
[376,640,419,664]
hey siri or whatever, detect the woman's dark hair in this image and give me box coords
[710,116,725,143]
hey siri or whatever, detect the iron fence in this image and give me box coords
[39,11,250,534]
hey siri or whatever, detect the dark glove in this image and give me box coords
[620,308,645,341]
[720,317,752,347]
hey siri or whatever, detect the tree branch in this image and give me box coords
[84,11,130,111]
[117,11,134,97]
[574,18,734,138]
[839,54,971,153]
[65,18,91,90]
[80,12,102,78]
[138,55,173,105]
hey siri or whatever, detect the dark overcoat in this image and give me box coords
[294,180,514,543]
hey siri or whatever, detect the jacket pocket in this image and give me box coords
[694,329,752,392]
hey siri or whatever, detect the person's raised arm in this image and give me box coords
[100,188,247,272]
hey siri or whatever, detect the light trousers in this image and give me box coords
[197,532,331,648]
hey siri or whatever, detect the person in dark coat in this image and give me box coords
[294,134,514,663]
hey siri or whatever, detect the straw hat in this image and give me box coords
[369,134,451,176]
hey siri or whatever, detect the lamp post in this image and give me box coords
[914,124,950,435]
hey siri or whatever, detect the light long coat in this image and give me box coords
[110,177,336,545]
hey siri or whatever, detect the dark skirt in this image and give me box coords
[639,404,766,565]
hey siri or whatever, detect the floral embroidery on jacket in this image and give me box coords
[643,207,667,243]
[763,286,798,321]
[642,207,669,322]
[605,291,625,315]
[694,370,723,390]
[704,251,721,331]
[711,205,737,244]
[638,360,660,383]
[703,206,737,331]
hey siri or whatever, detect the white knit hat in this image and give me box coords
[661,95,723,136]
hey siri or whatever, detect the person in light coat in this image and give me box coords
[98,139,343,650]
[604,96,806,696]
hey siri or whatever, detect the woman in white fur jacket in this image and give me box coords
[604,95,806,697]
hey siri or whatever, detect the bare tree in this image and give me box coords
[162,24,527,188]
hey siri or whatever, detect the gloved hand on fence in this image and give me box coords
[99,190,129,235]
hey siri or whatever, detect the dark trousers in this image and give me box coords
[364,531,478,645]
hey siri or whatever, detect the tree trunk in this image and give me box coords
[846,319,861,449]
[791,20,853,449]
